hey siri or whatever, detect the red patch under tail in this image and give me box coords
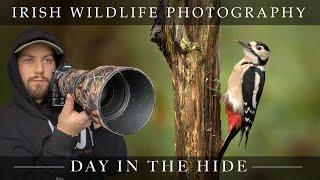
[225,103,242,132]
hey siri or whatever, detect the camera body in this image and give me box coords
[51,64,72,107]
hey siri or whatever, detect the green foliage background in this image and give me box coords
[0,25,319,156]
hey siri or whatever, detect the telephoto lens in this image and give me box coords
[51,65,155,135]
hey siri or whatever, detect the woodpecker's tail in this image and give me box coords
[217,129,239,162]
[244,129,251,148]
[239,129,244,145]
[239,126,251,148]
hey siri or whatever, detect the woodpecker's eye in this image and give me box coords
[256,46,262,50]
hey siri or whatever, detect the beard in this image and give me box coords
[26,76,50,101]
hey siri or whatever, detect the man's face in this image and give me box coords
[18,43,56,103]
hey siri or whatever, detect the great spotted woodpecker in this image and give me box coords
[218,40,270,159]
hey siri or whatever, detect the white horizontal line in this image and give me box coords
[13,166,65,169]
[252,166,303,169]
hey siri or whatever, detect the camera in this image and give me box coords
[51,64,155,135]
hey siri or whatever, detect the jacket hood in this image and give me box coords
[8,28,65,119]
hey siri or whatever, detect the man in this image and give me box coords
[0,28,127,157]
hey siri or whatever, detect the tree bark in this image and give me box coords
[151,0,222,179]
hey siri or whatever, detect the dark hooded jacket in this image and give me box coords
[0,28,127,158]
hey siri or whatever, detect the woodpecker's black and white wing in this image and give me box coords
[241,66,265,146]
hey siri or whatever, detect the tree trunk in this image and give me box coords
[151,0,222,179]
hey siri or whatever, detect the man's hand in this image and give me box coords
[57,94,92,136]
[91,110,102,129]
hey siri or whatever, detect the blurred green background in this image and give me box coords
[0,25,319,156]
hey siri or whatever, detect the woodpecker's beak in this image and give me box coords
[236,40,251,50]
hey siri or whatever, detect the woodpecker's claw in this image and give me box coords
[211,79,221,88]
[205,86,221,97]
[205,78,221,97]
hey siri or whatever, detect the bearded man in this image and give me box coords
[0,28,127,158]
